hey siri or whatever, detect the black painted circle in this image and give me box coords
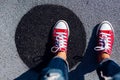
[15,5,86,70]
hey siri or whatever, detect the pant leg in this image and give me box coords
[40,57,69,80]
[113,72,120,80]
[97,59,120,80]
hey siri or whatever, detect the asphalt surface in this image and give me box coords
[0,0,120,80]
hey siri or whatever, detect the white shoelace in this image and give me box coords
[51,32,67,53]
[94,32,111,51]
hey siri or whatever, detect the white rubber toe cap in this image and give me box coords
[55,20,69,29]
[99,21,113,30]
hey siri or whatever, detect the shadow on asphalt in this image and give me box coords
[69,24,99,80]
[15,4,86,70]
[15,4,86,80]
[15,24,99,80]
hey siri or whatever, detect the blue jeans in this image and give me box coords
[97,59,120,80]
[16,57,120,80]
[41,58,120,80]
[40,57,69,80]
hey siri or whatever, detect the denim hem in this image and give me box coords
[53,56,69,71]
[100,58,111,65]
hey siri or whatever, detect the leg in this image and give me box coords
[40,20,70,80]
[94,21,120,79]
[97,58,120,80]
[40,52,68,80]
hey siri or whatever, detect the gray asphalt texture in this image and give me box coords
[0,0,120,80]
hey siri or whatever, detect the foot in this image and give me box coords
[94,21,114,55]
[51,20,70,53]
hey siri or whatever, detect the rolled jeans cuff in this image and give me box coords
[40,56,69,80]
[53,56,69,71]
[97,58,120,80]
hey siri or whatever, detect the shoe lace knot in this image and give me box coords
[51,32,67,53]
[94,32,111,51]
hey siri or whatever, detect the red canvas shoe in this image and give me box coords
[94,21,114,55]
[51,20,70,53]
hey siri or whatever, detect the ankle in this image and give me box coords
[56,52,67,61]
[98,52,110,63]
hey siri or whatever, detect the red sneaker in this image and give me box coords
[94,21,114,55]
[51,20,70,53]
